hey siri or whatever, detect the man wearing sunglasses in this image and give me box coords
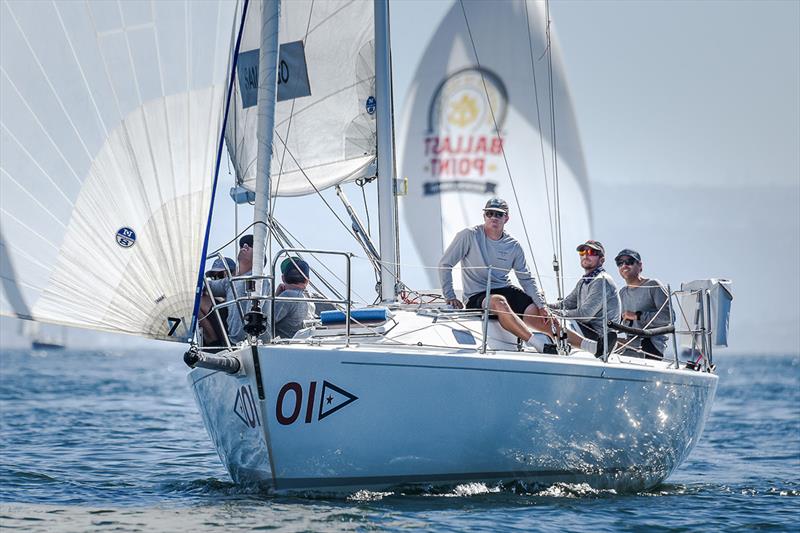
[548,240,620,357]
[198,256,237,348]
[615,249,672,359]
[439,197,555,352]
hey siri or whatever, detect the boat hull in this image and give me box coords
[189,344,717,493]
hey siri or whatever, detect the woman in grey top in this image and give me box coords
[615,249,672,358]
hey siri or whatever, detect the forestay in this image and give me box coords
[226,0,376,197]
[398,0,592,299]
[0,0,237,341]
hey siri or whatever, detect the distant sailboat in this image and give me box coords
[1,229,64,349]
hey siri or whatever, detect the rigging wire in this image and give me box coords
[544,0,565,299]
[457,0,544,288]
[205,220,267,258]
[269,216,373,305]
[523,1,558,258]
[355,177,373,237]
[272,129,367,247]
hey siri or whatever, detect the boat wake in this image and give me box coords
[345,481,616,502]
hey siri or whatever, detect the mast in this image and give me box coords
[253,0,281,279]
[374,0,400,303]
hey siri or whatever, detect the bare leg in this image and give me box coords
[521,304,557,335]
[487,295,533,340]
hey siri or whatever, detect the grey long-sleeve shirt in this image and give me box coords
[549,271,620,334]
[274,288,314,339]
[619,278,673,352]
[439,225,544,307]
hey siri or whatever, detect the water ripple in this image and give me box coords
[1,350,798,531]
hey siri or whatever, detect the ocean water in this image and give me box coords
[0,349,797,532]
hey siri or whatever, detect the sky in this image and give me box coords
[1,0,798,355]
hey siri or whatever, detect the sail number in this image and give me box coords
[233,384,261,429]
[275,380,358,426]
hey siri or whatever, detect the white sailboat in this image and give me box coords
[0,0,728,495]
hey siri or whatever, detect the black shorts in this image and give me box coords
[465,286,535,316]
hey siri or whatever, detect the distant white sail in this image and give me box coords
[398,0,592,299]
[0,0,237,341]
[226,0,376,197]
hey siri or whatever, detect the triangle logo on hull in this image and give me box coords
[318,380,358,420]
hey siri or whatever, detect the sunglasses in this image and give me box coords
[578,248,601,257]
[484,210,506,219]
[616,257,638,267]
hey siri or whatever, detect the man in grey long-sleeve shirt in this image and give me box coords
[615,248,672,358]
[439,197,555,351]
[548,239,620,356]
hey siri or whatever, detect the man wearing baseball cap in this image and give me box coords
[615,248,672,358]
[439,197,556,352]
[273,256,314,339]
[205,256,236,279]
[198,256,236,348]
[548,239,620,357]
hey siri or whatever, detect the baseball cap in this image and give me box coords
[238,234,253,248]
[483,197,509,214]
[614,248,642,263]
[280,256,310,282]
[576,239,605,256]
[206,256,236,274]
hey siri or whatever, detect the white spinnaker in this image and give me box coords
[398,0,592,300]
[226,0,376,197]
[0,0,237,341]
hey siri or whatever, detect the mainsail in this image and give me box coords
[226,0,377,198]
[0,0,237,341]
[398,0,592,299]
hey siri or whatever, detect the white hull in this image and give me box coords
[189,339,717,493]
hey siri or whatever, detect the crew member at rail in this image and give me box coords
[438,197,556,352]
[548,240,620,357]
[615,248,672,359]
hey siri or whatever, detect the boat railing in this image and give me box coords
[670,287,715,372]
